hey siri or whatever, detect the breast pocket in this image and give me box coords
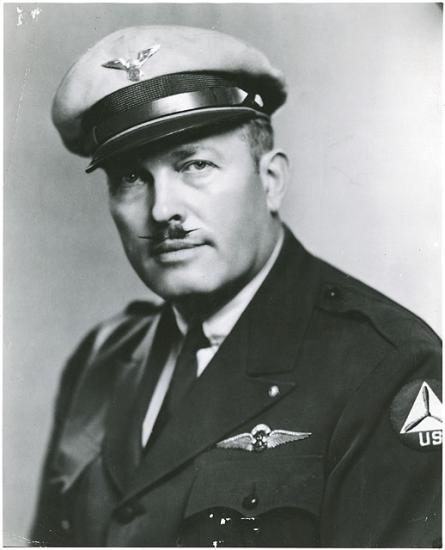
[179,451,324,547]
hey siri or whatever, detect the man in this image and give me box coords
[32,25,441,547]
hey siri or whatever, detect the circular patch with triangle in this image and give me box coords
[390,379,442,451]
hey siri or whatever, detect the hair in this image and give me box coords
[240,117,275,171]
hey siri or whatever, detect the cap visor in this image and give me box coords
[86,106,265,173]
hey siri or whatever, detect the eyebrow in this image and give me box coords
[168,144,222,162]
[104,143,224,175]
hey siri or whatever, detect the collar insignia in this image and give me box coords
[102,44,160,82]
[216,423,311,452]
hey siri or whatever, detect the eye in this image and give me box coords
[181,160,216,173]
[107,169,145,196]
[121,172,141,184]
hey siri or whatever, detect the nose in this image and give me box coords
[150,170,186,224]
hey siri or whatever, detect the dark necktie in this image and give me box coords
[146,320,210,447]
[165,321,210,417]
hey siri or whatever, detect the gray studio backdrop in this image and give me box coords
[4,3,441,544]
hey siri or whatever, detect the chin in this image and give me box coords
[142,267,224,302]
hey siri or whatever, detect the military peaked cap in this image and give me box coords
[52,25,287,172]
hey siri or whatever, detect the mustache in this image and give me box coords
[138,224,198,244]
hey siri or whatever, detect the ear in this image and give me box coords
[258,149,289,213]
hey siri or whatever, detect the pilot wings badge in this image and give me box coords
[102,44,161,82]
[217,423,311,452]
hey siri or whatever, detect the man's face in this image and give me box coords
[105,126,282,303]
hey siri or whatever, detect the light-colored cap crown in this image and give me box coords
[52,25,286,169]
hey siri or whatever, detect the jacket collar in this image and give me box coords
[246,226,321,375]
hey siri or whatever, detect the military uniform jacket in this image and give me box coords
[32,229,441,547]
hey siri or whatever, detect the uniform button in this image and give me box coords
[268,385,280,397]
[325,286,339,299]
[242,495,259,510]
[60,519,71,533]
[114,501,144,524]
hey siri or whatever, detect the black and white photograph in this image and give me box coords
[4,3,442,547]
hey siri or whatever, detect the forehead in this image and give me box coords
[103,124,250,171]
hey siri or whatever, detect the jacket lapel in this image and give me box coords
[51,314,158,494]
[246,229,322,376]
[51,356,131,494]
[122,229,322,502]
[102,312,164,492]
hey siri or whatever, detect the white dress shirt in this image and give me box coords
[141,229,284,446]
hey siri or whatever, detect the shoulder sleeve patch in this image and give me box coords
[390,379,442,451]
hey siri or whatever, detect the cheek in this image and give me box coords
[216,178,268,234]
[108,205,148,264]
[109,200,146,236]
[208,187,268,270]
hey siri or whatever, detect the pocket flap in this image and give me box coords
[185,454,323,519]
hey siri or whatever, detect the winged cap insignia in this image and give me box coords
[217,423,312,452]
[102,44,161,82]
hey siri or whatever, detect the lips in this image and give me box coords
[151,238,205,256]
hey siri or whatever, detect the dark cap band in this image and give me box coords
[83,72,268,171]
